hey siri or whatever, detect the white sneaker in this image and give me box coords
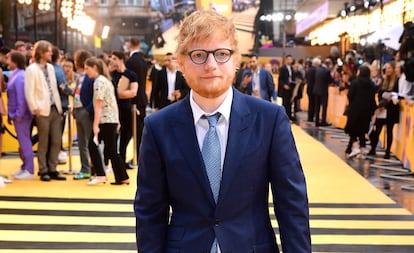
[14,170,35,180]
[348,148,361,158]
[12,170,24,177]
[87,176,107,185]
[58,151,67,164]
[105,166,113,174]
[0,176,12,184]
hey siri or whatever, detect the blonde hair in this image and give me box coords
[85,57,111,80]
[176,10,240,62]
[32,40,52,63]
[381,61,396,91]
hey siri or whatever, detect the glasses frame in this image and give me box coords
[187,48,234,65]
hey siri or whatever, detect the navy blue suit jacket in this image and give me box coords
[239,68,277,101]
[134,88,311,253]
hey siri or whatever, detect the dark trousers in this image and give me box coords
[135,105,146,161]
[307,93,315,121]
[370,118,395,154]
[119,107,133,164]
[314,94,328,123]
[89,123,128,182]
[282,90,294,120]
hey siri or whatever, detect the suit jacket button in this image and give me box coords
[214,219,220,226]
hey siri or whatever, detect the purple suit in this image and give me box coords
[7,69,34,173]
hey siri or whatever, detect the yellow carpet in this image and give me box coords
[0,125,413,252]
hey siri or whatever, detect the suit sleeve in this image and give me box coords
[265,71,277,100]
[134,117,170,253]
[14,74,27,121]
[269,107,311,253]
[24,67,37,114]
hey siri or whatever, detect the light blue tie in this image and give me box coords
[201,112,221,253]
[202,112,222,202]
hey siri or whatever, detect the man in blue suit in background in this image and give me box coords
[239,54,277,102]
[134,10,311,253]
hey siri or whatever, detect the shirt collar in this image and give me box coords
[190,86,233,126]
[129,49,140,56]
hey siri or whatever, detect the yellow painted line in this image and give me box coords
[311,235,414,244]
[0,230,135,242]
[0,251,136,253]
[0,215,134,226]
[0,201,133,212]
[309,208,412,215]
[309,220,414,229]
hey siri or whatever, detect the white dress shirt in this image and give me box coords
[167,68,177,101]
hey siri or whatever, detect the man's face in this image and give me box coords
[110,55,121,70]
[249,56,258,70]
[41,47,52,62]
[0,54,6,65]
[6,54,15,70]
[177,35,237,99]
[286,56,293,65]
[16,45,27,55]
[163,55,176,70]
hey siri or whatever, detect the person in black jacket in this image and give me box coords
[313,58,334,126]
[305,57,320,122]
[278,54,296,121]
[125,37,148,167]
[150,52,188,110]
[344,65,376,157]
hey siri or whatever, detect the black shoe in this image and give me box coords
[49,172,67,180]
[319,122,331,127]
[110,180,130,185]
[384,153,391,159]
[40,174,51,181]
[367,150,376,156]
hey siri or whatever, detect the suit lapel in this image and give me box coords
[171,97,216,204]
[218,90,253,205]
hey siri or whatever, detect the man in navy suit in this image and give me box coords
[134,10,311,253]
[239,54,277,102]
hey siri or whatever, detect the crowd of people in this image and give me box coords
[233,46,414,161]
[0,36,191,185]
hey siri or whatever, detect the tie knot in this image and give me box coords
[205,112,221,128]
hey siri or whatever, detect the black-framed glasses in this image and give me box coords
[187,48,234,64]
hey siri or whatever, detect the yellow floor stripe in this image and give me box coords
[0,201,133,212]
[0,230,135,242]
[0,251,136,253]
[0,215,134,226]
[309,208,412,215]
[311,235,414,244]
[310,220,414,229]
